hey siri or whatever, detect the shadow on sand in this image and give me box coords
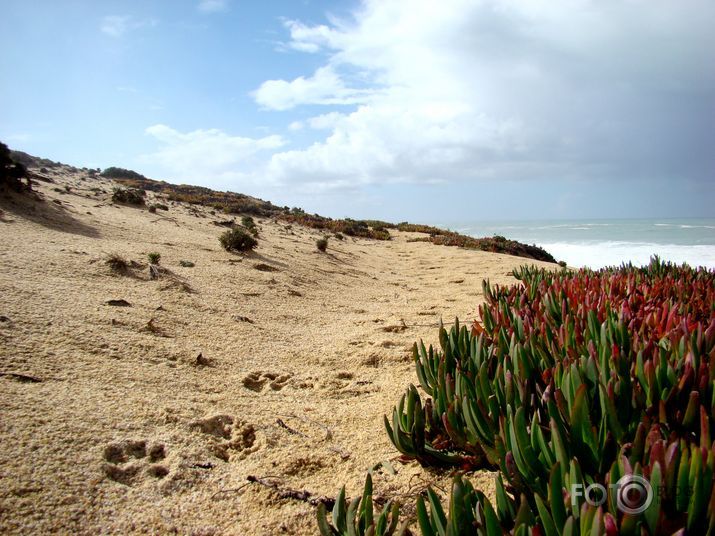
[0,190,100,239]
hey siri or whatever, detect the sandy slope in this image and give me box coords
[0,167,555,535]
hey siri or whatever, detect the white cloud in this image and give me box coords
[101,16,130,37]
[101,15,157,37]
[281,20,342,53]
[198,0,228,14]
[142,125,284,186]
[307,112,345,130]
[253,66,376,111]
[252,0,715,191]
[4,133,31,143]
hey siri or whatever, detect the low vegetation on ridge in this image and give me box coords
[107,166,556,262]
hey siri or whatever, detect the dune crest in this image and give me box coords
[0,165,554,534]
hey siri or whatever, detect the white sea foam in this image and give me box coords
[540,242,715,270]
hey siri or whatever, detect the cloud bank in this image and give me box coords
[142,125,284,186]
[144,0,714,201]
[256,0,714,191]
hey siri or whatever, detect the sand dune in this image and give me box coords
[0,167,555,534]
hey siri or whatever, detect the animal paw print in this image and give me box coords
[242,371,292,392]
[190,414,258,462]
[101,440,169,485]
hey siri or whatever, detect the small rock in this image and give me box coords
[195,353,211,367]
[253,263,278,272]
[106,299,131,307]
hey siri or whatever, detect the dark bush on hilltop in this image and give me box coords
[327,256,713,535]
[112,187,146,205]
[101,167,147,181]
[219,228,257,252]
[1,142,29,191]
[8,149,57,169]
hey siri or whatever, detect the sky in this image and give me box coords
[1,0,714,222]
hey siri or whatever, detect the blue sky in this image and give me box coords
[2,0,714,222]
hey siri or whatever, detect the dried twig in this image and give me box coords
[212,475,335,508]
[277,414,351,460]
[246,475,335,508]
[276,418,308,438]
[0,372,42,383]
[286,413,333,441]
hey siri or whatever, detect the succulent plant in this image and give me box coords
[380,257,714,534]
[317,474,407,536]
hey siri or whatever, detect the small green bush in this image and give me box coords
[334,232,344,241]
[147,252,161,264]
[112,187,146,205]
[316,237,328,252]
[241,215,259,237]
[179,260,195,268]
[219,228,257,252]
[148,205,157,213]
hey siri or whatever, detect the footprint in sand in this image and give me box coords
[101,440,169,485]
[242,371,292,392]
[190,414,258,462]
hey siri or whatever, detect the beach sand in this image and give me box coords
[0,167,554,535]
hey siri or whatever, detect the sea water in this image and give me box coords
[447,219,715,269]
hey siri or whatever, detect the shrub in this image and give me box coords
[101,167,147,181]
[240,215,259,237]
[0,142,28,191]
[155,203,169,211]
[148,205,157,213]
[147,252,161,264]
[112,187,145,205]
[179,260,195,268]
[334,232,344,241]
[219,228,257,252]
[316,237,328,252]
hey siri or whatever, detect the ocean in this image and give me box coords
[447,218,715,269]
